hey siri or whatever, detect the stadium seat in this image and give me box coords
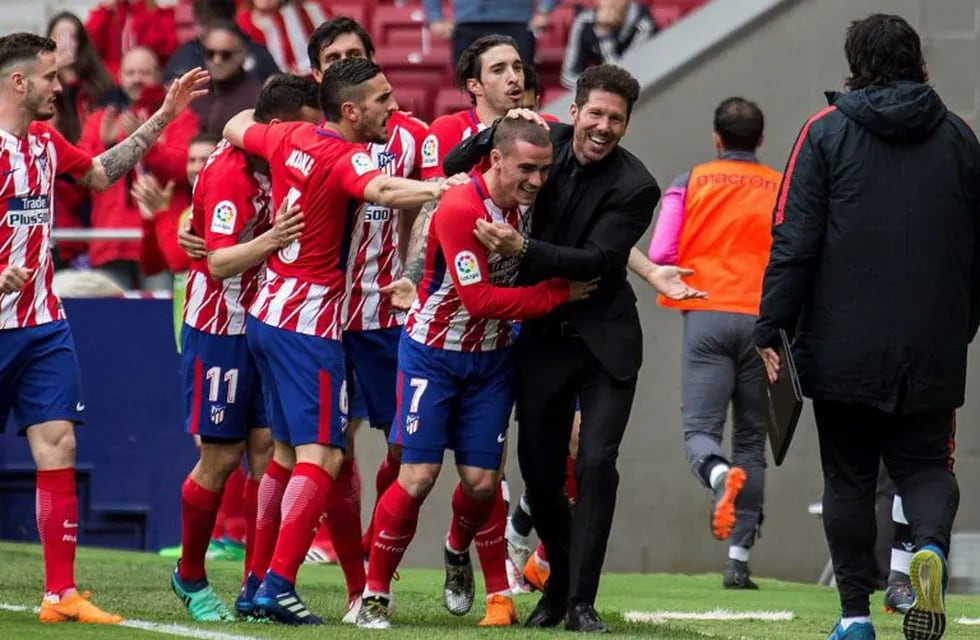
[174,0,196,45]
[534,46,565,89]
[373,5,431,45]
[652,5,683,28]
[433,87,472,118]
[330,2,373,32]
[394,86,432,122]
[541,87,569,109]
[375,47,451,118]
[537,5,578,48]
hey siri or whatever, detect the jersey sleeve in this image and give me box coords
[433,192,570,319]
[39,122,93,180]
[202,171,258,251]
[406,116,430,180]
[336,149,384,199]
[420,117,457,180]
[242,121,292,163]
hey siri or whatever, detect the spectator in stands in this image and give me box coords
[85,0,179,78]
[78,47,199,291]
[46,12,115,271]
[166,0,280,84]
[189,21,264,137]
[560,0,656,89]
[236,0,332,75]
[425,0,559,69]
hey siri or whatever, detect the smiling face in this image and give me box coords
[467,44,524,117]
[490,139,553,208]
[570,89,629,164]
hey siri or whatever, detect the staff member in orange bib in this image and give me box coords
[647,97,780,590]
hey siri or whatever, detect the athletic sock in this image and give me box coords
[37,468,78,596]
[178,476,222,583]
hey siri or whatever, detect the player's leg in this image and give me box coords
[358,337,453,629]
[250,323,347,625]
[884,493,914,614]
[681,312,743,540]
[172,326,258,621]
[470,436,511,606]
[724,318,768,589]
[451,347,519,627]
[12,321,120,624]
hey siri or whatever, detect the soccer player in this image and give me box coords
[356,117,594,630]
[301,19,431,620]
[221,57,458,625]
[394,33,526,622]
[170,74,321,622]
[0,32,208,624]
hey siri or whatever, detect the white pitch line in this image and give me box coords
[957,617,980,625]
[0,603,266,640]
[625,609,795,623]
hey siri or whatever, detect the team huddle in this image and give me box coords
[172,20,600,629]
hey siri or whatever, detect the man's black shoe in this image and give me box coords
[525,597,565,628]
[565,602,609,633]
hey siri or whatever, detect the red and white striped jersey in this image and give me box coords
[405,173,569,351]
[420,109,488,180]
[343,111,428,332]
[242,121,382,340]
[0,122,93,330]
[183,141,272,335]
[238,1,332,75]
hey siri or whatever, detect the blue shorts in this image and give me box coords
[349,373,369,421]
[344,327,400,429]
[246,316,348,448]
[181,324,266,441]
[0,320,84,434]
[390,335,513,470]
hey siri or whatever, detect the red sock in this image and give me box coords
[326,459,366,597]
[366,482,420,594]
[447,483,495,552]
[269,463,333,585]
[565,455,578,507]
[473,488,509,595]
[242,476,259,582]
[249,459,290,578]
[219,466,247,543]
[363,451,400,555]
[178,476,222,583]
[36,468,77,596]
[536,541,548,563]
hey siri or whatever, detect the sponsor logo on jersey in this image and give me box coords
[454,250,482,286]
[210,200,237,235]
[6,195,50,226]
[364,205,391,222]
[421,135,438,168]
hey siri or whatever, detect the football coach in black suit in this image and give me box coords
[445,64,667,632]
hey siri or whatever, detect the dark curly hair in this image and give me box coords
[574,64,640,117]
[844,14,927,90]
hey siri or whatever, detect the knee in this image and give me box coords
[398,464,438,499]
[202,442,245,477]
[30,424,77,469]
[462,473,498,502]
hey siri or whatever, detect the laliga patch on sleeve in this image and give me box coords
[421,135,439,168]
[210,200,237,235]
[454,250,482,286]
[351,152,377,176]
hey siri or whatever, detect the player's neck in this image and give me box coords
[0,100,32,138]
[482,170,519,210]
[474,103,505,127]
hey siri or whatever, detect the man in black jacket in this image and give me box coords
[754,14,980,640]
[445,64,682,632]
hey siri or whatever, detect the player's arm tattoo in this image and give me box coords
[402,179,443,285]
[80,112,170,191]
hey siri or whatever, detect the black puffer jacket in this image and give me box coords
[754,82,980,413]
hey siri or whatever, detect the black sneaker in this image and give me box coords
[884,581,914,614]
[443,546,475,615]
[355,595,392,629]
[723,558,759,590]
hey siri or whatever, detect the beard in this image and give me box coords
[25,85,55,121]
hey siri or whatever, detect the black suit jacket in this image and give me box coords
[444,123,660,380]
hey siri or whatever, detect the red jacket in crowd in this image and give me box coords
[86,1,178,78]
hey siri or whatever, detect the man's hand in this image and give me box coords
[645,265,707,301]
[444,172,470,188]
[429,20,454,39]
[505,108,550,130]
[117,111,145,137]
[0,266,33,293]
[756,346,781,384]
[568,278,600,302]
[99,106,120,148]
[178,219,206,260]
[474,219,524,256]
[131,174,174,220]
[158,68,210,120]
[266,201,305,249]
[381,277,417,311]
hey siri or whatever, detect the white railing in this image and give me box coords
[52,228,143,241]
